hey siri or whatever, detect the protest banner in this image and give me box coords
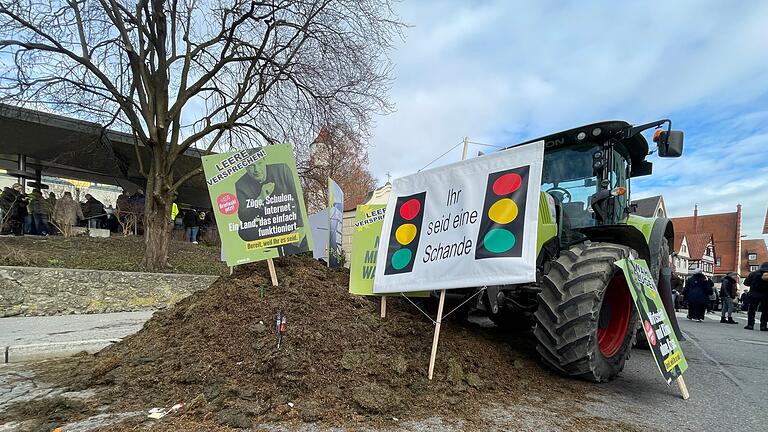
[308,209,329,261]
[373,141,544,294]
[328,178,344,267]
[202,145,313,268]
[349,204,387,295]
[348,203,427,317]
[616,258,690,398]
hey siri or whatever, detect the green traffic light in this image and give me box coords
[391,248,413,270]
[483,228,516,253]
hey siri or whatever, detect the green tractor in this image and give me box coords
[458,119,685,382]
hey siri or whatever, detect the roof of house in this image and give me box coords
[682,232,715,260]
[741,239,768,276]
[631,196,664,218]
[763,209,768,234]
[671,209,740,273]
[673,232,685,254]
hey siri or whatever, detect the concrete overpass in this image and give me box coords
[0,104,210,208]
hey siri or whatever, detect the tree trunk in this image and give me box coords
[142,152,173,271]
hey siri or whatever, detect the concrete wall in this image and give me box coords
[0,266,217,317]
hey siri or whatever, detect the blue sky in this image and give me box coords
[367,0,768,240]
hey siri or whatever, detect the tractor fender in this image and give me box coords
[578,224,651,264]
[647,218,675,281]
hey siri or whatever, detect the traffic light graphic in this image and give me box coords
[475,165,529,259]
[384,191,427,275]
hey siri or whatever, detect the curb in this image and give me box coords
[3,339,120,364]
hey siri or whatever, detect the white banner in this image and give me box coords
[373,141,544,293]
[308,209,329,260]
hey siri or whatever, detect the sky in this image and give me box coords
[367,0,768,240]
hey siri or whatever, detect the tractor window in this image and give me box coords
[542,145,598,243]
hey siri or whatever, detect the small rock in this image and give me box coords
[352,383,400,414]
[216,409,252,429]
[203,383,222,401]
[252,322,267,334]
[464,372,482,389]
[390,356,408,374]
[447,358,464,385]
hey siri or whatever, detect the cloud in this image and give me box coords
[368,0,768,240]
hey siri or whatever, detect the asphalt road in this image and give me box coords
[0,311,154,362]
[586,310,767,431]
[1,309,766,431]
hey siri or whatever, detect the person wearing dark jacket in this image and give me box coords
[82,194,105,229]
[682,268,713,321]
[719,272,739,324]
[1,184,28,236]
[183,209,200,244]
[235,156,307,256]
[29,189,50,236]
[671,273,684,311]
[743,262,768,331]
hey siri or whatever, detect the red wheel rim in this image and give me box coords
[597,274,632,358]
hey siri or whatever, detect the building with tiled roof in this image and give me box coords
[741,239,768,276]
[630,195,667,218]
[672,232,715,281]
[670,204,742,281]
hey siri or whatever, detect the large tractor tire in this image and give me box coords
[534,242,637,382]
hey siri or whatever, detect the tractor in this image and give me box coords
[456,119,685,382]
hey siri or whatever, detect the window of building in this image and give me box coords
[749,253,757,261]
[750,265,759,272]
[682,245,687,253]
[715,257,721,266]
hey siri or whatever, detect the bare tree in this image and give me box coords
[0,0,401,270]
[302,124,377,214]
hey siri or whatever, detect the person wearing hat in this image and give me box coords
[743,262,768,331]
[719,272,739,324]
[681,267,713,322]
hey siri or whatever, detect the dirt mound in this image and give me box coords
[22,254,632,430]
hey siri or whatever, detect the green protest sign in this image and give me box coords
[349,204,427,297]
[616,258,688,384]
[202,145,313,266]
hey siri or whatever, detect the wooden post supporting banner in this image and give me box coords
[229,266,234,276]
[426,138,470,380]
[428,289,447,380]
[380,296,387,318]
[676,376,690,400]
[267,258,278,286]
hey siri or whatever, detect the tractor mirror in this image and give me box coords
[658,130,684,157]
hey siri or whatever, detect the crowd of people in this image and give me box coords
[669,264,768,331]
[0,184,145,236]
[178,207,215,244]
[1,182,218,247]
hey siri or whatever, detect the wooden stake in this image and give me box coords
[229,266,233,276]
[380,296,387,318]
[267,258,278,286]
[428,289,447,380]
[675,375,689,400]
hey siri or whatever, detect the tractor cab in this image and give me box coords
[518,120,684,248]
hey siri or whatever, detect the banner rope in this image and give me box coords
[400,293,437,325]
[442,286,487,320]
[418,140,464,172]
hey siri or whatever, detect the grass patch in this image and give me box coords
[0,235,226,275]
